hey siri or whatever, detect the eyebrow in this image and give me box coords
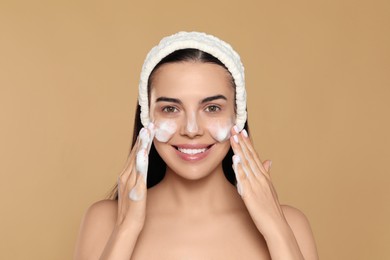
[155,95,227,105]
[155,97,182,104]
[200,95,227,104]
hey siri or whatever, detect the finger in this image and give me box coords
[118,127,147,214]
[231,127,264,171]
[146,122,155,153]
[123,128,149,200]
[238,129,269,175]
[118,133,140,185]
[118,137,139,199]
[232,155,252,198]
[128,172,147,201]
[262,160,272,175]
[135,148,148,183]
[230,133,260,181]
[118,135,139,213]
[129,145,149,202]
[232,126,269,178]
[121,132,141,173]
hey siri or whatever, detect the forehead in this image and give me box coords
[150,62,234,98]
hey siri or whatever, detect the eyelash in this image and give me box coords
[205,105,221,113]
[162,106,179,113]
[161,105,221,114]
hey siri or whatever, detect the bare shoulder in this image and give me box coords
[85,199,118,221]
[74,200,118,259]
[281,205,319,260]
[80,199,118,231]
[281,205,310,226]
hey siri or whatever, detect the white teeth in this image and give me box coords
[178,147,207,155]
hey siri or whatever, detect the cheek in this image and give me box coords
[154,119,177,142]
[207,118,234,143]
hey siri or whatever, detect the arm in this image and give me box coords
[282,205,319,260]
[230,127,318,260]
[73,200,142,260]
[259,205,318,260]
[74,124,155,260]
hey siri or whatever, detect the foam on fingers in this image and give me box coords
[128,180,145,201]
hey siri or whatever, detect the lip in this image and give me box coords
[172,143,214,162]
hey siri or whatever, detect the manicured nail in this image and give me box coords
[233,135,239,143]
[269,160,272,169]
[242,129,248,138]
[233,125,239,133]
[148,122,154,130]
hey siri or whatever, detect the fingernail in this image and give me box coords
[233,135,239,143]
[242,129,248,138]
[233,125,239,133]
[269,160,272,169]
[148,122,154,130]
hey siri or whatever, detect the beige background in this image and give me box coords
[1,0,389,259]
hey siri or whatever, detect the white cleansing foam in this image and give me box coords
[154,120,177,142]
[208,119,234,142]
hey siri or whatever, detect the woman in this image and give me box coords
[74,32,318,259]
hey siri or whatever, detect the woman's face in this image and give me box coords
[149,61,235,180]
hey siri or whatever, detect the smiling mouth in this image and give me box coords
[173,145,213,155]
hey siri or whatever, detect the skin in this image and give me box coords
[74,62,319,260]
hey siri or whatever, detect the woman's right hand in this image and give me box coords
[116,123,155,232]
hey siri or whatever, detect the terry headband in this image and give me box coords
[138,31,247,131]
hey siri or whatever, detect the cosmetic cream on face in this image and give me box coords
[154,120,177,142]
[208,119,234,142]
[185,111,198,134]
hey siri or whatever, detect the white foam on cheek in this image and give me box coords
[155,120,177,142]
[208,120,234,142]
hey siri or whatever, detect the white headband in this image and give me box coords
[138,31,247,131]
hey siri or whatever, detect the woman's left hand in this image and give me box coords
[229,126,287,238]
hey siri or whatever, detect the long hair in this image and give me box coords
[109,49,249,200]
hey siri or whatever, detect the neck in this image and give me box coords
[149,164,244,216]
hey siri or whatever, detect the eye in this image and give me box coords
[162,106,179,113]
[205,105,221,113]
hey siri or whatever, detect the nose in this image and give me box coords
[181,111,203,138]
